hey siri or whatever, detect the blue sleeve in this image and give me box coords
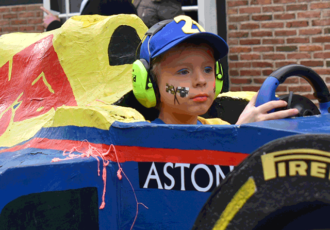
[150,118,165,124]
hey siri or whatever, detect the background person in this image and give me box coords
[41,0,137,31]
[133,0,184,28]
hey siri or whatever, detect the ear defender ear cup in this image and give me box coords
[132,59,157,108]
[214,61,224,99]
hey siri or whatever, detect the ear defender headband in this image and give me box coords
[132,17,224,108]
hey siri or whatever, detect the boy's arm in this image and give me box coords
[236,93,299,125]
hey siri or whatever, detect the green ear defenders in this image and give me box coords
[132,20,173,108]
[132,20,224,108]
[132,58,157,108]
[132,59,224,108]
[215,61,224,99]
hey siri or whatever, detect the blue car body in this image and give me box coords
[1,114,330,229]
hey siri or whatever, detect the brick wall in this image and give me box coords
[0,4,43,36]
[227,0,330,101]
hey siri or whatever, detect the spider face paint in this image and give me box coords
[166,84,190,104]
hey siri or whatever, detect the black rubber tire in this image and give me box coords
[193,134,330,230]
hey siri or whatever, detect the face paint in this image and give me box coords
[166,84,176,95]
[213,81,216,93]
[165,84,189,105]
[206,49,214,58]
[166,83,180,104]
[177,86,189,98]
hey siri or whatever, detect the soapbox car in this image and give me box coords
[1,15,330,230]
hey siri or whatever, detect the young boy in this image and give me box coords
[132,15,299,125]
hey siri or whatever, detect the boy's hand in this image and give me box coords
[236,92,299,125]
[40,7,60,29]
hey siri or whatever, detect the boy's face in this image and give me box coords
[157,43,216,117]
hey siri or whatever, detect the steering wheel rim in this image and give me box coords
[255,64,330,115]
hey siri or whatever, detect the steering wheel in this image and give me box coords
[255,64,330,116]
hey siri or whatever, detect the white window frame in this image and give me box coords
[182,5,198,12]
[182,0,217,34]
[197,0,217,34]
[43,0,79,20]
[42,0,217,33]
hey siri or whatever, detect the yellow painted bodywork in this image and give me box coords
[0,14,256,148]
[218,91,256,101]
[0,14,147,147]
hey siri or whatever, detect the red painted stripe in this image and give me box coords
[1,138,248,165]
